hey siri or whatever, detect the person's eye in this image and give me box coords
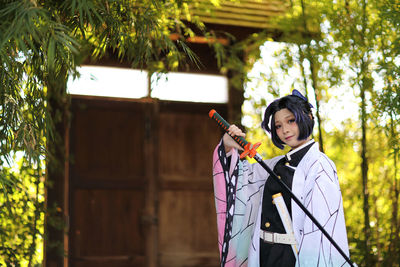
[275,125,281,129]
[288,119,295,124]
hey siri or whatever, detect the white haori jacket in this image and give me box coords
[213,141,350,267]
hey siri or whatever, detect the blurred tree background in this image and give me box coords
[244,0,400,266]
[0,0,399,266]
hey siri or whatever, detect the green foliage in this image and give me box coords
[0,158,45,266]
[0,0,240,264]
[244,0,400,266]
[0,0,266,264]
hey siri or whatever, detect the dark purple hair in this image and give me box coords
[261,93,314,149]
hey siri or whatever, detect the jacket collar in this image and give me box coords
[285,139,315,162]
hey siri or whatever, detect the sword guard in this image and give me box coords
[240,142,261,159]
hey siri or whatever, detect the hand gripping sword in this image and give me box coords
[209,109,356,267]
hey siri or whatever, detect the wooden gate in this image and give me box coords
[68,95,226,266]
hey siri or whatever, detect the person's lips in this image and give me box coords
[285,135,294,141]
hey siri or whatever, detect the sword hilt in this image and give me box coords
[209,109,261,159]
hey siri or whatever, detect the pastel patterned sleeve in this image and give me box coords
[213,140,242,266]
[296,155,350,267]
[213,140,275,267]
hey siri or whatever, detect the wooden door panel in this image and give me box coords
[159,252,219,267]
[73,257,144,267]
[158,190,219,267]
[69,97,227,267]
[157,103,226,267]
[71,189,145,257]
[69,97,149,267]
[71,107,145,180]
[158,191,218,251]
[158,112,223,181]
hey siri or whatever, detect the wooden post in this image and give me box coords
[143,99,159,267]
[44,71,70,267]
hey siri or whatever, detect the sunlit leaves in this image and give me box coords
[244,0,400,266]
[0,0,235,264]
[0,160,45,266]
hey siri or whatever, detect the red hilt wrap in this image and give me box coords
[209,109,261,159]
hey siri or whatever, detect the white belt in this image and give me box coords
[260,230,297,245]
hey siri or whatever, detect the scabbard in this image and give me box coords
[272,193,299,260]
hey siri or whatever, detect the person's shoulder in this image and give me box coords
[304,151,338,184]
[300,150,339,188]
[302,144,337,172]
[317,152,337,171]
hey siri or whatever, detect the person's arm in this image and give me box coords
[297,156,349,266]
[223,124,245,153]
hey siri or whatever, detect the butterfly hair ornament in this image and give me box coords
[292,89,314,108]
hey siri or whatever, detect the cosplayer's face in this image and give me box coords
[274,108,310,149]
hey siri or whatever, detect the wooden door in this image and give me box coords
[68,96,226,266]
[69,96,152,266]
[157,102,225,267]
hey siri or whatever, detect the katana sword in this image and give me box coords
[209,109,356,267]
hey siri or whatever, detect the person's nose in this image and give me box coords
[282,124,289,134]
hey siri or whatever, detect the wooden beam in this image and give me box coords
[170,33,230,46]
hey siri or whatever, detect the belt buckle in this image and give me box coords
[263,231,275,244]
